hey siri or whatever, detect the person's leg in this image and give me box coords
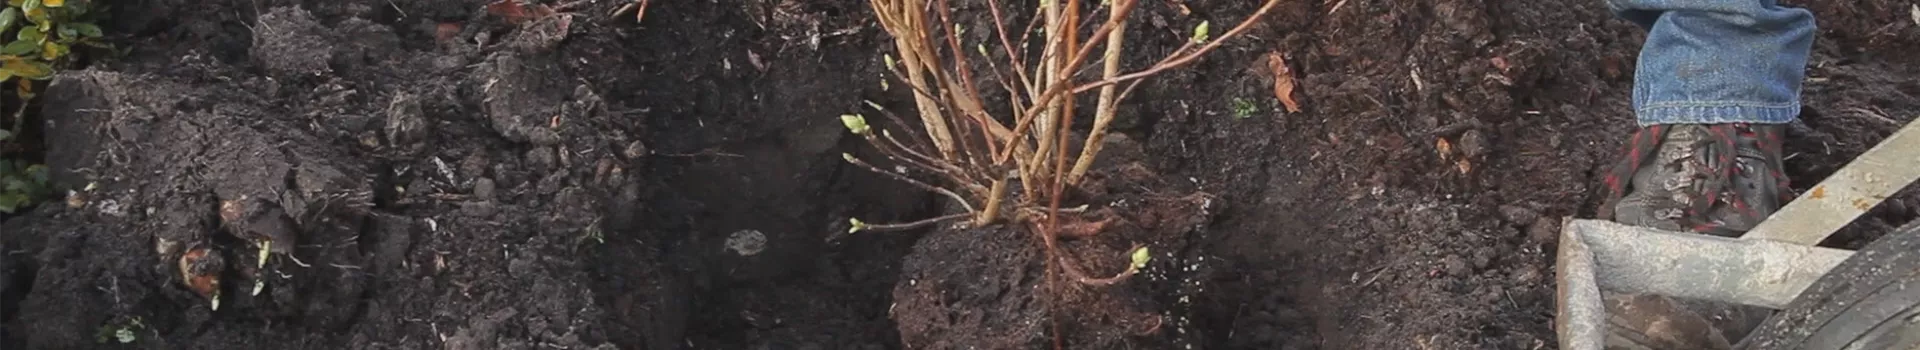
[1600,0,1815,235]
[1595,1,1816,349]
[1609,0,1815,126]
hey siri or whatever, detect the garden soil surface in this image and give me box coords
[3,0,1918,348]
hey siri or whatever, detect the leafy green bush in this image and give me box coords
[0,159,47,213]
[0,0,104,213]
[0,0,104,93]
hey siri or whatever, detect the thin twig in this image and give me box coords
[995,0,1142,164]
[863,100,935,152]
[844,154,978,213]
[985,0,1036,99]
[865,133,966,184]
[860,212,975,232]
[1069,0,1282,94]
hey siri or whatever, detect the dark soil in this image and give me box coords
[2,0,1916,349]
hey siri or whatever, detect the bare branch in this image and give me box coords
[843,153,978,213]
[1065,3,1130,185]
[1071,0,1282,94]
[995,0,1142,165]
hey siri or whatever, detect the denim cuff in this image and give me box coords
[1636,102,1799,126]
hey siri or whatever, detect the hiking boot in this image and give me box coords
[1601,123,1792,237]
[1598,123,1793,350]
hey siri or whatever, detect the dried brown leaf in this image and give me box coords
[1267,52,1301,113]
[486,0,555,24]
[1056,217,1113,239]
[434,23,462,43]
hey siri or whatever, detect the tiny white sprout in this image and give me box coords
[848,218,869,233]
[257,240,272,268]
[115,328,134,343]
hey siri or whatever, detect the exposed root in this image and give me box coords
[855,212,976,233]
[1031,221,1140,287]
[1054,216,1112,239]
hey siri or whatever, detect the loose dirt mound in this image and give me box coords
[2,0,1916,349]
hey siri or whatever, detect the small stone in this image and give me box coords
[1471,247,1495,270]
[459,201,500,217]
[1528,218,1559,243]
[473,178,497,200]
[1458,130,1488,158]
[507,254,536,278]
[726,230,768,256]
[251,7,334,78]
[1512,267,1543,285]
[534,172,565,196]
[1443,255,1471,277]
[461,152,491,180]
[526,147,556,171]
[622,140,649,160]
[1498,205,1539,226]
[385,93,429,145]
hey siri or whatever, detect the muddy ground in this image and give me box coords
[2,0,1917,348]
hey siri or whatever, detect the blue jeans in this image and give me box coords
[1606,0,1816,126]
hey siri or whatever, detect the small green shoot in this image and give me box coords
[840,114,871,135]
[1129,246,1150,270]
[848,217,868,233]
[1190,21,1210,44]
[256,240,271,268]
[1229,97,1258,119]
[94,316,145,344]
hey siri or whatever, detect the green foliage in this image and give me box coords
[0,158,49,213]
[94,316,144,344]
[0,0,104,96]
[1229,97,1258,119]
[1189,20,1210,44]
[0,0,102,214]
